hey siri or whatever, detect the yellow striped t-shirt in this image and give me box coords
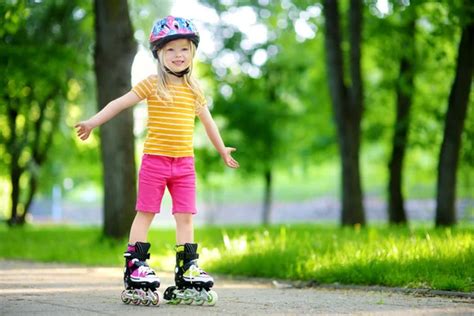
[132,75,206,157]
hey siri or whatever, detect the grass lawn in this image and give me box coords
[0,223,472,292]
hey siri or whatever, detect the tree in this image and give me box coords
[387,7,416,224]
[212,69,294,225]
[322,0,365,225]
[0,0,92,225]
[197,1,322,224]
[94,0,137,238]
[435,17,474,226]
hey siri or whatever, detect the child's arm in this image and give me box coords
[75,91,141,141]
[198,107,240,169]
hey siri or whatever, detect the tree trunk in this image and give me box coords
[7,105,24,225]
[262,169,272,225]
[8,163,22,225]
[323,0,365,226]
[388,17,416,224]
[19,91,60,224]
[94,0,137,238]
[435,22,474,226]
[22,175,38,224]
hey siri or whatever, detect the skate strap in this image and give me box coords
[124,251,150,261]
[177,252,199,269]
[177,251,199,261]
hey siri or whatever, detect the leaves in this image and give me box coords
[0,0,94,221]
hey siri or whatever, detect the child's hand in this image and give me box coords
[75,121,94,141]
[221,147,240,169]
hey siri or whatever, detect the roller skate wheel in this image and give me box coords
[151,290,160,306]
[164,286,180,304]
[194,297,205,306]
[169,298,181,305]
[207,290,218,306]
[182,289,194,305]
[121,290,131,304]
[167,291,181,305]
[132,289,143,305]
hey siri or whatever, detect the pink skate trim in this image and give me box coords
[129,260,159,283]
[126,245,136,268]
[130,259,153,278]
[131,269,148,278]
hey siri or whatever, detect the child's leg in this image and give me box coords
[174,213,194,244]
[164,217,216,305]
[129,211,155,244]
[123,211,160,305]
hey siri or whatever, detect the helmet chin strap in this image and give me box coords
[165,66,190,78]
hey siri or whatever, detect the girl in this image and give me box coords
[75,16,239,306]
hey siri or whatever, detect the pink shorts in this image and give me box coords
[136,154,197,214]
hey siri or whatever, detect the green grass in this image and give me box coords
[0,223,473,292]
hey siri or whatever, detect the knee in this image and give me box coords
[174,214,193,226]
[135,211,155,223]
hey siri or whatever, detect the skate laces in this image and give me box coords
[131,258,155,277]
[185,262,208,278]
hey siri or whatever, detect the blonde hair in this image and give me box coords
[155,41,206,113]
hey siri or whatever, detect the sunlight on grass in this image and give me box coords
[204,225,474,291]
[222,231,248,254]
[0,223,472,291]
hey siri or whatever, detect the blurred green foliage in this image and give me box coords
[0,0,96,221]
[196,0,473,209]
[0,0,473,221]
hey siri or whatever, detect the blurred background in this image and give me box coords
[1,0,473,234]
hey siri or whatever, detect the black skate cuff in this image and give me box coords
[176,243,199,268]
[124,251,150,261]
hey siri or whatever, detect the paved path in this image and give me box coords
[28,197,474,225]
[1,261,473,315]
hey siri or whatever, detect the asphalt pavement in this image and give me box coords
[1,261,473,315]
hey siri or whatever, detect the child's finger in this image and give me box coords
[228,158,239,168]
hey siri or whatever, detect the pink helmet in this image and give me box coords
[149,16,200,58]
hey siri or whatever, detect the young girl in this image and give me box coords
[75,16,239,306]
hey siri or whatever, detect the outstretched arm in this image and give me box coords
[75,91,141,141]
[198,107,240,169]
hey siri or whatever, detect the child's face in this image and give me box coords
[162,39,192,73]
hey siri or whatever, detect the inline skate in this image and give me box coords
[121,242,161,306]
[163,243,218,306]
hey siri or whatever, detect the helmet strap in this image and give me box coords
[164,66,190,78]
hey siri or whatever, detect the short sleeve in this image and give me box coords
[195,93,208,115]
[131,75,155,100]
